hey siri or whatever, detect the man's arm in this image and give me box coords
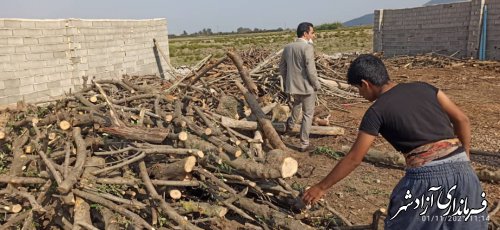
[436,90,471,157]
[302,131,376,204]
[304,45,321,90]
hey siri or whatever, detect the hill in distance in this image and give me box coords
[343,0,469,27]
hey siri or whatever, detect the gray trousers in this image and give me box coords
[385,161,488,229]
[286,93,316,148]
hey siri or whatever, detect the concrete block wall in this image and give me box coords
[374,0,500,60]
[0,18,170,106]
[486,0,500,59]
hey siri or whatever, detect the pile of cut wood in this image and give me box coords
[0,50,366,230]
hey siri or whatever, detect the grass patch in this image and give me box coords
[168,26,372,66]
[313,146,343,160]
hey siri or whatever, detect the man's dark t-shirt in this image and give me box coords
[359,82,455,154]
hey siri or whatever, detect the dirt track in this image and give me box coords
[284,59,500,226]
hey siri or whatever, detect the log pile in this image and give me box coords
[0,50,355,229]
[384,52,500,71]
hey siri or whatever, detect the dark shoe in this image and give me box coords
[300,145,315,153]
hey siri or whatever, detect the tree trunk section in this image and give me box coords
[227,51,259,95]
[101,126,171,144]
[149,156,197,181]
[221,116,345,136]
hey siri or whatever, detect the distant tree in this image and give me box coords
[236,27,252,34]
[315,22,343,31]
[182,30,188,36]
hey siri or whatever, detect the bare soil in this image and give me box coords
[282,61,500,226]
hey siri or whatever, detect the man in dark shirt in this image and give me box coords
[302,54,488,229]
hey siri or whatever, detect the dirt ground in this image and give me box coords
[282,60,500,226]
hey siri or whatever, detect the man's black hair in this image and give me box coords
[297,22,313,38]
[347,54,390,86]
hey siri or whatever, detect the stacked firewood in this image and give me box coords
[384,52,500,71]
[0,50,365,229]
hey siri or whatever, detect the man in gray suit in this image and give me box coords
[279,22,321,152]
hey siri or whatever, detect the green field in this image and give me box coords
[168,26,373,67]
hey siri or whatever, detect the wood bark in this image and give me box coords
[58,127,87,194]
[101,126,171,144]
[234,81,288,151]
[221,115,345,136]
[149,156,197,180]
[138,161,203,230]
[235,196,315,230]
[227,51,259,95]
[178,201,228,218]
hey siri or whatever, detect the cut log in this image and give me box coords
[1,204,22,213]
[59,120,71,130]
[193,105,222,136]
[215,150,298,179]
[221,116,345,136]
[234,81,288,151]
[58,127,87,194]
[138,161,203,230]
[89,95,98,103]
[101,126,171,144]
[178,131,188,141]
[235,196,315,230]
[318,77,353,90]
[48,132,57,140]
[149,156,197,181]
[73,197,92,230]
[99,207,120,230]
[179,201,228,218]
[31,118,39,125]
[341,146,405,167]
[24,145,33,154]
[0,112,9,140]
[165,114,174,122]
[216,95,241,119]
[265,149,298,178]
[244,102,277,121]
[168,189,182,200]
[72,189,153,229]
[182,116,242,157]
[250,130,264,159]
[227,51,259,95]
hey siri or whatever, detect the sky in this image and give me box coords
[2,0,430,35]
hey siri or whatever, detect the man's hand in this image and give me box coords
[302,184,327,205]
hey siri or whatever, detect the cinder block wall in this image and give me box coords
[374,0,500,60]
[0,18,170,106]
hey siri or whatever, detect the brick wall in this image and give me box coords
[0,18,170,106]
[374,0,500,60]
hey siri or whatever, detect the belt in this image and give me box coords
[405,138,462,168]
